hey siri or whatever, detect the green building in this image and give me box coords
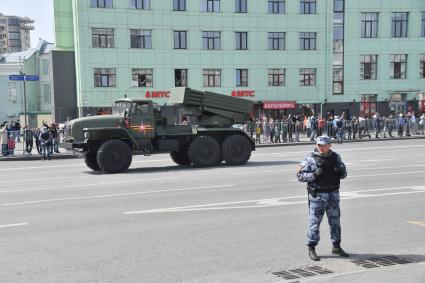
[53,0,425,119]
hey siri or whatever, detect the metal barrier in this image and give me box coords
[243,118,425,144]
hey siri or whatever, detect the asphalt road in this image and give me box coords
[1,139,425,283]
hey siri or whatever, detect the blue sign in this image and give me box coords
[8,75,39,81]
[25,75,39,81]
[9,75,25,81]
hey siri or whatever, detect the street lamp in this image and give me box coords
[19,56,28,127]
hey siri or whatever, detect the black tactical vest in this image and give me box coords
[312,152,340,192]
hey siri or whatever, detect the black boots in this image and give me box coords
[308,246,320,261]
[332,244,350,257]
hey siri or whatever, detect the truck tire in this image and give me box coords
[222,135,252,166]
[97,140,132,174]
[84,153,101,171]
[170,149,191,166]
[188,136,220,167]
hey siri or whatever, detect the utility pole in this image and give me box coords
[19,57,28,127]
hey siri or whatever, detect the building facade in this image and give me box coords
[0,40,54,127]
[54,0,425,119]
[0,13,34,54]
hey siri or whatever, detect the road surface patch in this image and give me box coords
[272,266,333,280]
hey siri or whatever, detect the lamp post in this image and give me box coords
[19,56,28,127]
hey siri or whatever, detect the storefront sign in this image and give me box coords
[145,91,170,99]
[231,90,255,97]
[262,101,296,109]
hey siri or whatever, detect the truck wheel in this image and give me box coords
[188,136,220,167]
[222,135,252,166]
[170,149,191,166]
[97,140,132,174]
[84,153,101,171]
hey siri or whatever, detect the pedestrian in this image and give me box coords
[352,116,358,139]
[387,115,394,138]
[419,113,425,135]
[23,126,34,155]
[255,121,261,144]
[310,115,318,141]
[318,116,325,137]
[287,115,294,142]
[0,123,8,156]
[297,136,349,261]
[39,127,52,160]
[398,114,406,137]
[282,117,288,142]
[50,123,60,153]
[269,118,275,143]
[275,120,282,143]
[34,128,42,154]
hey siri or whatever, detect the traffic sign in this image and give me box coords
[9,75,25,81]
[8,75,39,81]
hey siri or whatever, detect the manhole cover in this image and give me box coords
[272,266,333,280]
[351,256,412,269]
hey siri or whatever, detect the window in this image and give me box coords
[235,32,247,50]
[173,0,186,11]
[41,59,49,76]
[203,69,221,87]
[392,12,408,38]
[420,55,425,78]
[92,28,114,48]
[300,0,316,14]
[268,32,285,50]
[201,0,220,12]
[8,82,16,102]
[42,84,51,104]
[333,25,343,40]
[175,69,188,87]
[90,0,113,8]
[299,68,316,86]
[334,0,344,12]
[361,13,378,38]
[236,69,248,86]
[422,12,425,37]
[130,0,150,9]
[94,68,116,87]
[360,55,377,80]
[202,31,221,50]
[268,1,285,14]
[130,29,152,48]
[268,69,285,86]
[390,54,407,79]
[174,31,187,49]
[132,68,153,87]
[299,32,316,50]
[235,0,247,13]
[333,66,343,94]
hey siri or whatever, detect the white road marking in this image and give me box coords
[1,184,234,206]
[0,223,28,229]
[0,177,181,193]
[124,186,424,214]
[350,171,425,178]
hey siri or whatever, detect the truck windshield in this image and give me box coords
[112,102,132,116]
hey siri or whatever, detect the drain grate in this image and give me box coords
[272,266,333,280]
[351,256,412,269]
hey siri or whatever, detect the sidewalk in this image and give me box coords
[1,135,424,161]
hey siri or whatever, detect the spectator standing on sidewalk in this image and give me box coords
[275,119,282,143]
[1,123,8,156]
[387,115,395,138]
[419,113,425,135]
[39,127,53,160]
[23,126,34,155]
[411,112,418,135]
[310,115,318,141]
[398,114,406,137]
[50,123,60,153]
[34,128,42,154]
[318,116,325,137]
[287,115,294,142]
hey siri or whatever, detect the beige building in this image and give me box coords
[0,13,34,54]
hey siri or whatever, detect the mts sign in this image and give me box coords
[145,91,170,99]
[231,90,255,97]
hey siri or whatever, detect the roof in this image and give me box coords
[0,49,35,63]
[0,39,54,63]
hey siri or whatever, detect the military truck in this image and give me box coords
[64,88,255,173]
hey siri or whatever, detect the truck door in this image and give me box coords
[129,102,155,141]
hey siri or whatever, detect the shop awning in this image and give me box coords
[262,101,296,109]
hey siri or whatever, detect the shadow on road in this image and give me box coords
[84,160,298,175]
[320,253,425,263]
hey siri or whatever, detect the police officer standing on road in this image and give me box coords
[297,136,349,261]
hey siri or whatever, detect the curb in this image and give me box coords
[0,153,81,162]
[256,135,425,148]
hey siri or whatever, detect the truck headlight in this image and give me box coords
[84,132,89,139]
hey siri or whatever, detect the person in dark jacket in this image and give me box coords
[297,136,349,261]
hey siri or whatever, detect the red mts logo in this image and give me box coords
[231,90,255,97]
[145,91,170,98]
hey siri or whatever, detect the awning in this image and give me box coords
[262,101,296,109]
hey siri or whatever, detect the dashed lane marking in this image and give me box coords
[407,221,425,228]
[1,184,234,206]
[0,223,28,229]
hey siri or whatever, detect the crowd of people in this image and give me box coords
[1,120,61,160]
[244,111,425,144]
